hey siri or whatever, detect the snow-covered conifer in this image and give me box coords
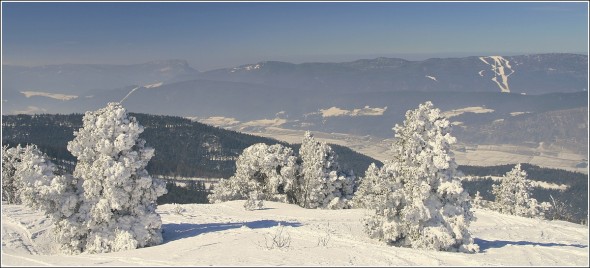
[351,161,403,210]
[208,143,299,209]
[2,144,25,204]
[65,102,167,253]
[16,144,80,221]
[352,163,384,209]
[1,144,83,253]
[492,164,549,218]
[472,191,484,209]
[298,131,355,209]
[359,101,478,253]
[208,176,249,203]
[210,133,355,210]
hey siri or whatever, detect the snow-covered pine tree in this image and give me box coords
[2,144,25,204]
[359,101,478,253]
[472,191,484,209]
[298,131,355,209]
[66,102,167,253]
[208,175,249,204]
[351,162,401,210]
[15,144,80,221]
[492,163,548,218]
[354,160,406,241]
[208,143,299,209]
[351,163,378,208]
[1,144,83,253]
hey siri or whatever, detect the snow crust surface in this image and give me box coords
[2,201,588,266]
[20,91,78,101]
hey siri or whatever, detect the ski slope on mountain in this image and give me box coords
[2,201,588,266]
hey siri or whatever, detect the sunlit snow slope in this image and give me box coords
[2,201,588,266]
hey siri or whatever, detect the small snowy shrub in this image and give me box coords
[316,223,333,247]
[492,164,550,218]
[16,144,80,221]
[351,162,393,209]
[209,132,356,211]
[264,224,292,250]
[1,144,83,253]
[298,131,355,209]
[546,195,576,222]
[243,191,265,210]
[356,101,478,253]
[208,176,248,203]
[1,143,80,222]
[472,191,484,209]
[172,203,185,215]
[2,144,25,204]
[208,143,299,208]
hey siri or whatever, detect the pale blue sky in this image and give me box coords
[2,1,588,71]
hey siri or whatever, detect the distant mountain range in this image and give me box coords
[194,53,587,94]
[3,53,587,97]
[2,59,198,94]
[2,53,587,156]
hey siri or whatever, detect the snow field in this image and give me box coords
[2,200,588,266]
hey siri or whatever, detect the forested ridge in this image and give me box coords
[460,163,588,223]
[2,113,378,178]
[3,113,586,223]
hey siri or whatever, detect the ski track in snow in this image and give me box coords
[479,56,515,93]
[425,75,437,81]
[120,83,161,103]
[119,86,141,103]
[2,220,39,256]
[20,91,78,101]
[1,201,588,266]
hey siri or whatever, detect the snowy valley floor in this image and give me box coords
[2,201,588,266]
[238,127,588,174]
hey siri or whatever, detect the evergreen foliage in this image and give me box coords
[2,113,378,179]
[63,102,167,254]
[355,101,478,252]
[157,180,210,204]
[491,164,550,218]
[209,132,356,210]
[16,144,80,222]
[3,103,168,254]
[298,131,355,209]
[208,143,299,209]
[3,112,585,221]
[459,164,587,223]
[2,144,25,204]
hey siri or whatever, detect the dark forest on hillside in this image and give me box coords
[2,113,587,223]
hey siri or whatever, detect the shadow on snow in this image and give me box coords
[162,220,302,243]
[474,238,588,252]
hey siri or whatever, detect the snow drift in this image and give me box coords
[2,201,587,266]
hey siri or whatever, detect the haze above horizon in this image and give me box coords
[2,1,588,71]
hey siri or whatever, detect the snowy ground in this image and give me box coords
[2,201,588,266]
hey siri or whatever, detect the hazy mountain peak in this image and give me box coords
[141,59,193,69]
[197,53,587,94]
[2,59,199,94]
